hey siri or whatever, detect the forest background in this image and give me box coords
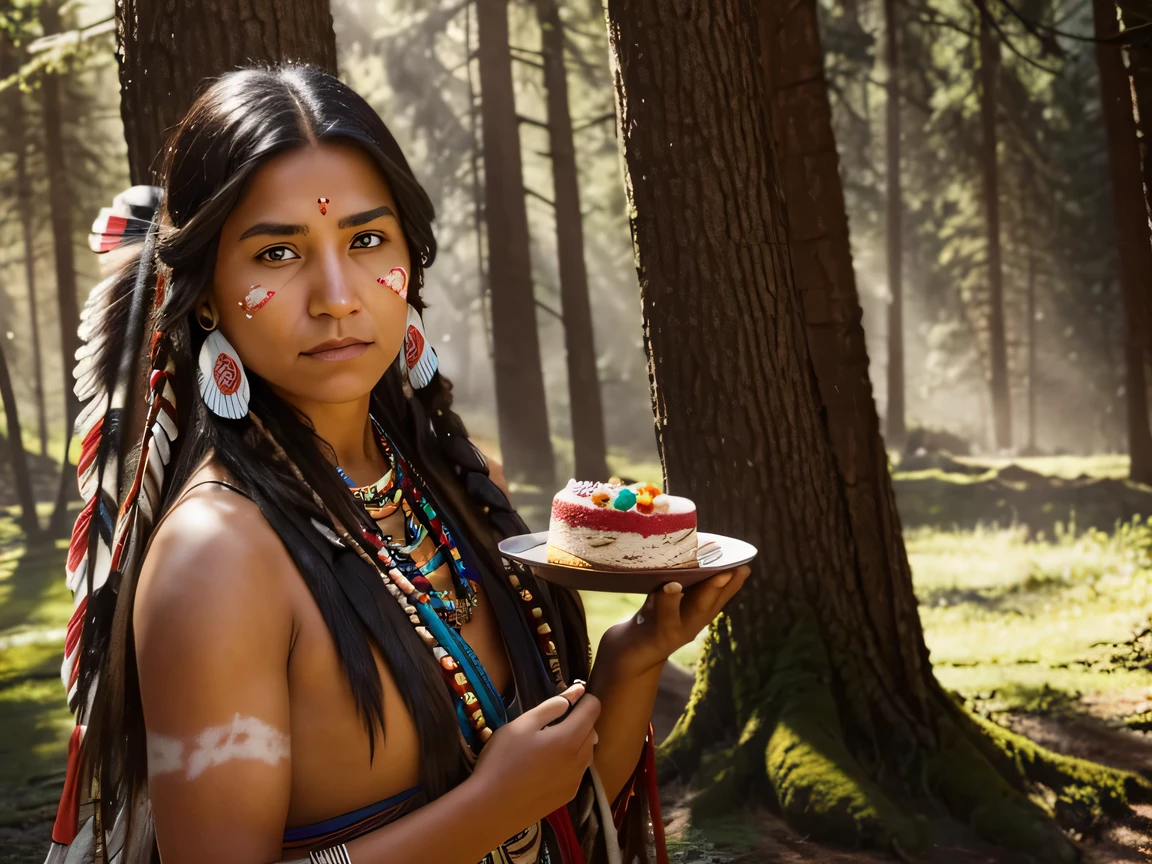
[4,0,1152,861]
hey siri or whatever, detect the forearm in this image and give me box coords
[587,623,664,802]
[332,773,516,864]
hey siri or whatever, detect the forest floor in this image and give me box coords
[4,456,1152,862]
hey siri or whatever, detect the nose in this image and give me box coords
[306,247,362,320]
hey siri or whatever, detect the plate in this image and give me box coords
[497,531,758,593]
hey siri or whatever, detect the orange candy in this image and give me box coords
[640,483,662,498]
[591,489,612,508]
[635,492,654,514]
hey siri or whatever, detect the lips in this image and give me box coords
[302,337,372,362]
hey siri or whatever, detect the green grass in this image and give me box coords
[948,454,1130,480]
[913,522,1152,710]
[0,505,73,831]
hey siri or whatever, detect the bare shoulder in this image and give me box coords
[134,464,295,663]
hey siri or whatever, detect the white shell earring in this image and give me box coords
[197,328,250,419]
[403,305,438,390]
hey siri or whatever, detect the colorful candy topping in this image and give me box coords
[566,478,667,514]
[613,488,636,511]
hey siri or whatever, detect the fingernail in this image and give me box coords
[715,574,733,588]
[572,679,586,687]
[663,582,683,595]
[593,731,600,745]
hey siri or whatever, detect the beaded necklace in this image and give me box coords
[331,432,567,751]
[339,418,479,630]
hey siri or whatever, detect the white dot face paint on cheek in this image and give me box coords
[238,285,276,319]
[377,267,408,301]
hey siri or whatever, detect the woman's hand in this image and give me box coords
[599,565,752,678]
[471,682,600,832]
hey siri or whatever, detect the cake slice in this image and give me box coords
[546,479,698,570]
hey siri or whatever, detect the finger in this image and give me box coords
[707,565,753,615]
[543,693,601,749]
[653,580,684,632]
[531,681,586,728]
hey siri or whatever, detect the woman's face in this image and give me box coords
[206,140,411,409]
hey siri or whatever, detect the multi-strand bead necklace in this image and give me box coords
[331,417,565,750]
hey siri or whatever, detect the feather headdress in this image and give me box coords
[47,187,179,864]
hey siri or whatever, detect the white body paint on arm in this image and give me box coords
[147,714,290,781]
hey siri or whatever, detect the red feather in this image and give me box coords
[76,418,103,480]
[66,498,96,575]
[64,596,86,658]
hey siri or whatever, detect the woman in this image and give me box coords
[47,66,749,864]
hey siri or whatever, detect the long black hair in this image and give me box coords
[75,65,590,858]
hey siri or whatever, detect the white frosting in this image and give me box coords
[547,522,697,569]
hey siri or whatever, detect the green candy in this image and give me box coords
[613,488,637,510]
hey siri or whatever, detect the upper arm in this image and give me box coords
[134,489,296,864]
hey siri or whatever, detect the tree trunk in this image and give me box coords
[882,0,905,446]
[477,0,555,487]
[756,0,928,710]
[1026,240,1038,454]
[40,0,82,536]
[608,0,1129,857]
[1094,0,1152,484]
[1,36,48,457]
[978,13,1012,451]
[536,0,609,482]
[0,343,42,538]
[117,0,337,184]
[1117,1,1152,245]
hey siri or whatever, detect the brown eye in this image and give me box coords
[257,246,300,263]
[351,232,384,249]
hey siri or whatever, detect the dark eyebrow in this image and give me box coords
[239,222,308,241]
[338,206,395,229]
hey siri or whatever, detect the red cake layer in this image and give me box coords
[551,498,696,538]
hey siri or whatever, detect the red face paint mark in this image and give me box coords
[405,325,424,369]
[377,267,408,300]
[213,353,241,395]
[317,197,330,216]
[238,286,275,318]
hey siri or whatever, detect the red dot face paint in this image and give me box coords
[317,197,330,215]
[238,285,275,319]
[377,267,408,301]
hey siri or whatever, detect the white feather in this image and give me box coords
[155,406,177,442]
[75,393,108,442]
[150,420,171,464]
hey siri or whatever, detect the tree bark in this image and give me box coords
[883,0,905,446]
[1,36,48,457]
[40,0,82,535]
[978,13,1012,451]
[117,0,337,184]
[1094,0,1152,484]
[756,0,928,712]
[0,343,42,538]
[1116,1,1152,243]
[536,0,609,482]
[477,0,555,486]
[608,0,1126,856]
